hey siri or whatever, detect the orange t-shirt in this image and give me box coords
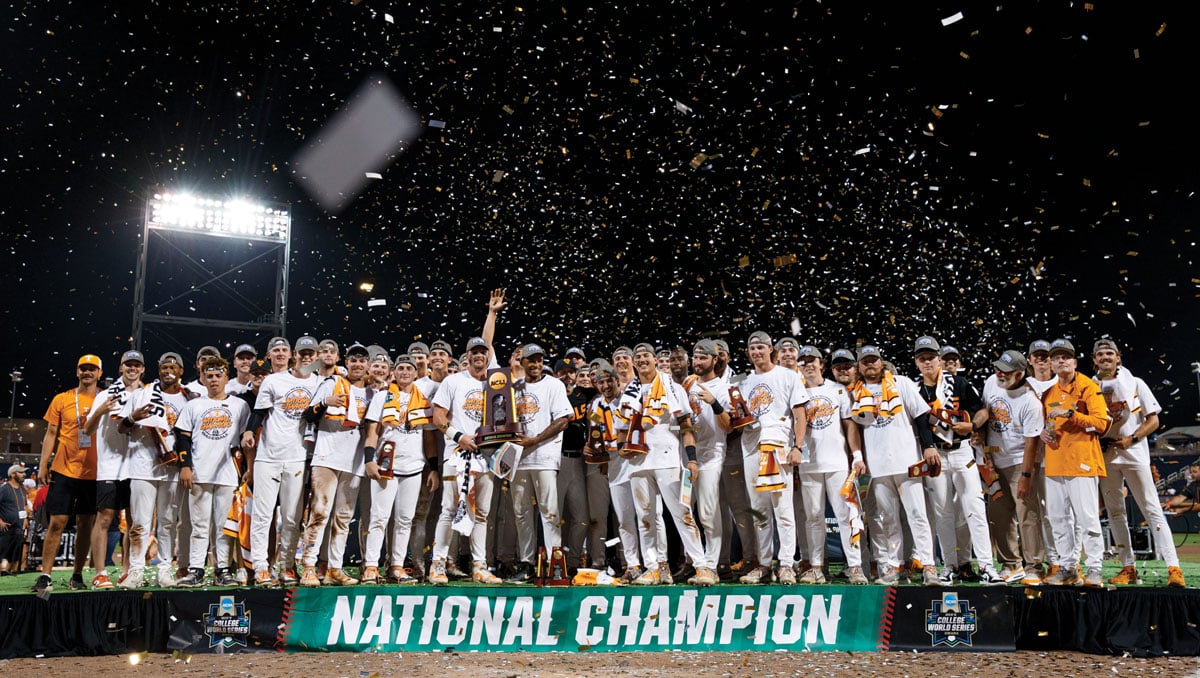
[43,389,97,480]
[1042,373,1109,478]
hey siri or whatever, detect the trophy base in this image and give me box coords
[729,417,759,430]
[477,425,523,448]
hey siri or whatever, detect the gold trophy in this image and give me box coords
[727,385,758,430]
[585,424,611,464]
[477,367,526,448]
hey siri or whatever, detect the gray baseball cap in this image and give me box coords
[294,336,319,352]
[520,343,546,359]
[408,342,430,356]
[120,350,145,365]
[993,350,1029,373]
[857,345,882,361]
[913,336,940,356]
[798,345,823,360]
[234,343,257,357]
[747,331,772,347]
[267,337,290,351]
[1028,339,1052,355]
[830,348,856,365]
[1049,338,1076,357]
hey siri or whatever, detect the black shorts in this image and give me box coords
[96,479,130,512]
[45,471,97,517]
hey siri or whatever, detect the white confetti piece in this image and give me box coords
[367,298,386,307]
[941,12,964,26]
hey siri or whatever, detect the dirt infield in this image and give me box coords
[1,650,1197,676]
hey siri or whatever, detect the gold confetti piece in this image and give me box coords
[1083,178,1091,187]
[629,77,639,84]
[1156,22,1166,37]
[738,256,750,267]
[960,51,970,59]
[931,106,943,118]
[502,104,515,114]
[1126,251,1138,256]
[772,253,797,268]
[1084,2,1094,10]
[690,152,708,168]
[1026,26,1033,35]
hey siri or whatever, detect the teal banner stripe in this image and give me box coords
[284,585,886,652]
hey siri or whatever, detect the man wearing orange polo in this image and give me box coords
[1020,338,1110,588]
[33,354,103,595]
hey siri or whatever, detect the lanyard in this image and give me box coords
[73,388,84,427]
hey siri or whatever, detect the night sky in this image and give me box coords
[3,1,1199,429]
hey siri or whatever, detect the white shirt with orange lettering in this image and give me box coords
[739,365,809,455]
[800,379,853,474]
[176,396,250,486]
[254,371,318,463]
[515,375,572,471]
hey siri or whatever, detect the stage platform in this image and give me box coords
[1,579,1197,658]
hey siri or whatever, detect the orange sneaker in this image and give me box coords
[1169,566,1186,588]
[91,572,114,590]
[1108,565,1140,586]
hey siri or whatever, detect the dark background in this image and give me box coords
[2,1,1198,428]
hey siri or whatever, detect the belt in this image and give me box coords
[562,450,583,459]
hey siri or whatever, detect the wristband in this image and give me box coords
[453,431,464,444]
[1131,435,1140,444]
[685,445,697,463]
[710,401,725,415]
[1021,471,1032,479]
[123,416,135,427]
[426,456,440,472]
[851,450,863,462]
[363,445,376,463]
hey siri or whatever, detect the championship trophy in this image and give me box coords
[931,408,968,445]
[908,457,942,478]
[377,440,396,479]
[726,385,758,430]
[585,424,611,464]
[621,407,650,455]
[152,428,178,466]
[547,546,571,586]
[476,367,526,448]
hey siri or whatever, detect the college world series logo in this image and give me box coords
[924,591,978,647]
[203,595,252,648]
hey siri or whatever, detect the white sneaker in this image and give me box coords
[156,565,176,588]
[118,568,144,589]
[978,568,1007,586]
[998,566,1026,583]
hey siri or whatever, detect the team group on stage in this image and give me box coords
[30,289,1186,593]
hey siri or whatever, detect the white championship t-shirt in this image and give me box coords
[516,375,572,471]
[365,388,427,477]
[739,365,809,455]
[121,383,189,481]
[309,377,370,475]
[175,395,250,486]
[800,379,853,474]
[687,376,731,470]
[982,374,1046,470]
[859,375,929,477]
[254,371,318,463]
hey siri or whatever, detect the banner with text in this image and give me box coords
[283,585,887,652]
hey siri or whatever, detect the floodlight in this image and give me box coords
[148,192,289,242]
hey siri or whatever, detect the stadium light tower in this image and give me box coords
[131,191,292,352]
